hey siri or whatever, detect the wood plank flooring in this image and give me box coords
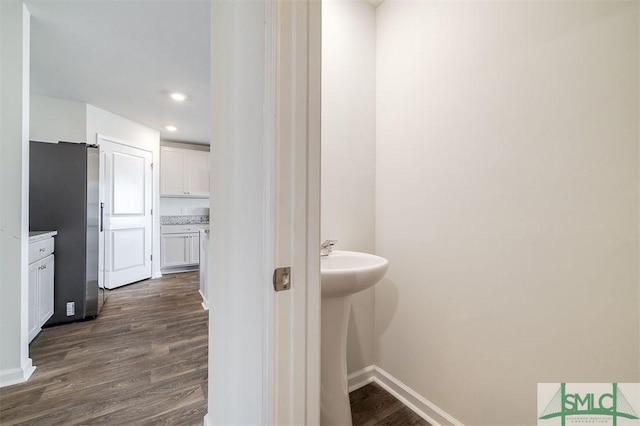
[0,272,208,426]
[1,271,426,425]
[350,383,431,426]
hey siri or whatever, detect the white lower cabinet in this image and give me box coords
[160,224,207,273]
[162,234,192,268]
[199,230,209,310]
[28,262,40,342]
[28,254,55,342]
[38,255,55,326]
[161,232,200,270]
[189,233,200,265]
[28,233,56,343]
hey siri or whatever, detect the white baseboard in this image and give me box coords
[0,358,35,388]
[348,365,376,392]
[199,290,209,311]
[347,365,464,426]
[203,412,212,426]
[161,266,199,275]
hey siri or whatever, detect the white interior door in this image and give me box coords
[99,136,152,289]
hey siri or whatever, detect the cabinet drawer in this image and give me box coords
[29,238,54,264]
[161,225,204,234]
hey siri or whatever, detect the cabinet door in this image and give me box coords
[161,234,190,268]
[38,255,55,326]
[199,233,207,300]
[28,262,39,343]
[186,151,210,197]
[188,233,200,265]
[160,147,187,196]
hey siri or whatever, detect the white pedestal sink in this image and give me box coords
[320,250,388,426]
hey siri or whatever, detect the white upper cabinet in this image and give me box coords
[186,151,210,197]
[160,146,210,197]
[160,147,186,196]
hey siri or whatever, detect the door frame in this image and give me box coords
[205,0,321,424]
[272,0,322,423]
[97,134,154,290]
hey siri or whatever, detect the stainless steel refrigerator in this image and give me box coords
[29,141,105,326]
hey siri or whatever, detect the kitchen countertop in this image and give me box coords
[29,231,58,243]
[160,215,209,225]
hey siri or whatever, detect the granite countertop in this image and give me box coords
[160,215,209,225]
[29,231,57,243]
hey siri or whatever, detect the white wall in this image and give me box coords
[30,94,85,143]
[159,140,209,216]
[0,1,34,387]
[322,0,377,374]
[375,1,640,424]
[207,1,271,423]
[86,105,162,278]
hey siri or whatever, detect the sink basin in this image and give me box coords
[321,250,389,298]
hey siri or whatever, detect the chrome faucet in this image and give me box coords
[320,239,337,256]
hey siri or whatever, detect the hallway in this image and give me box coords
[0,272,208,425]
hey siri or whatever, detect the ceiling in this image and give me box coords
[27,1,211,145]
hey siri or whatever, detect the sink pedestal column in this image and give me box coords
[321,295,353,426]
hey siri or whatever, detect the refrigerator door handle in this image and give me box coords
[100,202,104,232]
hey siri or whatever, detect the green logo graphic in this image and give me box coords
[539,383,639,426]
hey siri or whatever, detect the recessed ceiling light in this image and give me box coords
[165,125,177,132]
[170,92,186,102]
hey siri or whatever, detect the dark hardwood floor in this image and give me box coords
[1,271,424,425]
[0,271,207,426]
[350,383,431,426]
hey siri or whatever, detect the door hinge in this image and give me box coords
[150,254,153,261]
[273,267,291,292]
[151,162,154,170]
[151,208,153,215]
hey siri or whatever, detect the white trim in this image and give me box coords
[306,1,323,423]
[198,289,209,311]
[202,413,212,426]
[0,359,35,388]
[347,365,376,392]
[271,0,321,424]
[263,1,276,424]
[160,266,198,275]
[346,365,465,426]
